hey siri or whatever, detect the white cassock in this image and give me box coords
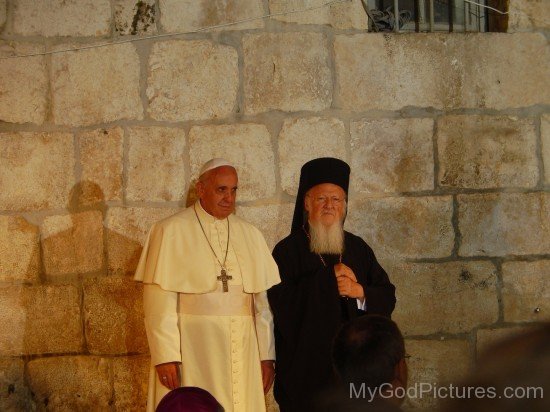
[134,201,281,412]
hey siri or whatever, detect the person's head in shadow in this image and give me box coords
[156,387,224,412]
[331,315,408,410]
[443,323,550,412]
[68,180,106,214]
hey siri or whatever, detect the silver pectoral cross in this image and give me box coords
[217,269,232,292]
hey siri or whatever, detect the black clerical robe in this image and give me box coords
[267,229,396,412]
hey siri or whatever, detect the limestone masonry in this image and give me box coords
[0,1,548,411]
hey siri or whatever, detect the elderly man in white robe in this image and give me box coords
[134,159,280,412]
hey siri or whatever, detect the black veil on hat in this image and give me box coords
[291,157,350,231]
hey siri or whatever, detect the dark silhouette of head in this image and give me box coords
[332,315,407,406]
[156,386,223,412]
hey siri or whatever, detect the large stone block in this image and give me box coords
[41,211,104,276]
[112,355,149,411]
[115,0,156,36]
[127,127,186,202]
[243,32,332,114]
[476,325,537,356]
[0,216,40,283]
[502,260,550,322]
[27,356,111,410]
[0,285,82,356]
[405,339,471,410]
[542,114,550,185]
[159,0,264,32]
[351,118,434,194]
[79,127,124,203]
[334,34,456,111]
[12,0,111,36]
[438,115,538,189]
[278,117,347,196]
[269,0,368,29]
[0,43,47,124]
[388,261,498,335]
[347,196,454,259]
[188,124,276,201]
[147,40,238,122]
[463,33,550,109]
[334,33,550,111]
[51,43,142,126]
[237,203,294,250]
[106,207,179,275]
[84,277,147,355]
[0,132,75,211]
[508,0,550,32]
[0,358,34,411]
[458,193,550,256]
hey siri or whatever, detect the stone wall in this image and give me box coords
[0,0,548,410]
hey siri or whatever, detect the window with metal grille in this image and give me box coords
[364,0,508,32]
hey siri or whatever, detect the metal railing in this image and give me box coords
[363,0,488,33]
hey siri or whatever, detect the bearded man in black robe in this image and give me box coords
[267,157,396,411]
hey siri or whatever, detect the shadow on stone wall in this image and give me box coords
[1,181,151,410]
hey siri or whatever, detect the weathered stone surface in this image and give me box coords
[160,0,264,32]
[0,43,47,124]
[84,277,147,355]
[269,0,368,29]
[0,288,26,356]
[464,33,550,109]
[347,196,454,259]
[0,1,6,28]
[334,33,550,111]
[508,0,550,32]
[438,115,538,189]
[335,34,455,111]
[0,216,40,283]
[27,356,111,411]
[112,355,149,411]
[147,40,238,121]
[279,117,347,196]
[351,118,434,193]
[115,0,156,35]
[405,339,471,410]
[0,358,34,411]
[0,132,75,211]
[79,127,124,203]
[237,203,294,250]
[189,124,276,201]
[243,32,332,114]
[12,0,111,36]
[388,261,498,335]
[51,43,142,126]
[0,285,82,356]
[127,127,186,202]
[476,325,536,356]
[542,114,550,185]
[106,207,179,275]
[42,211,104,276]
[502,260,550,322]
[458,193,550,256]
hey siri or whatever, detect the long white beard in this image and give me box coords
[309,220,345,255]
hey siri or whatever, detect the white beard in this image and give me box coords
[308,219,345,255]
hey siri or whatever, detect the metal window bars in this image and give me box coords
[362,0,487,33]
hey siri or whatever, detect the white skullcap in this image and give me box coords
[198,158,235,178]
